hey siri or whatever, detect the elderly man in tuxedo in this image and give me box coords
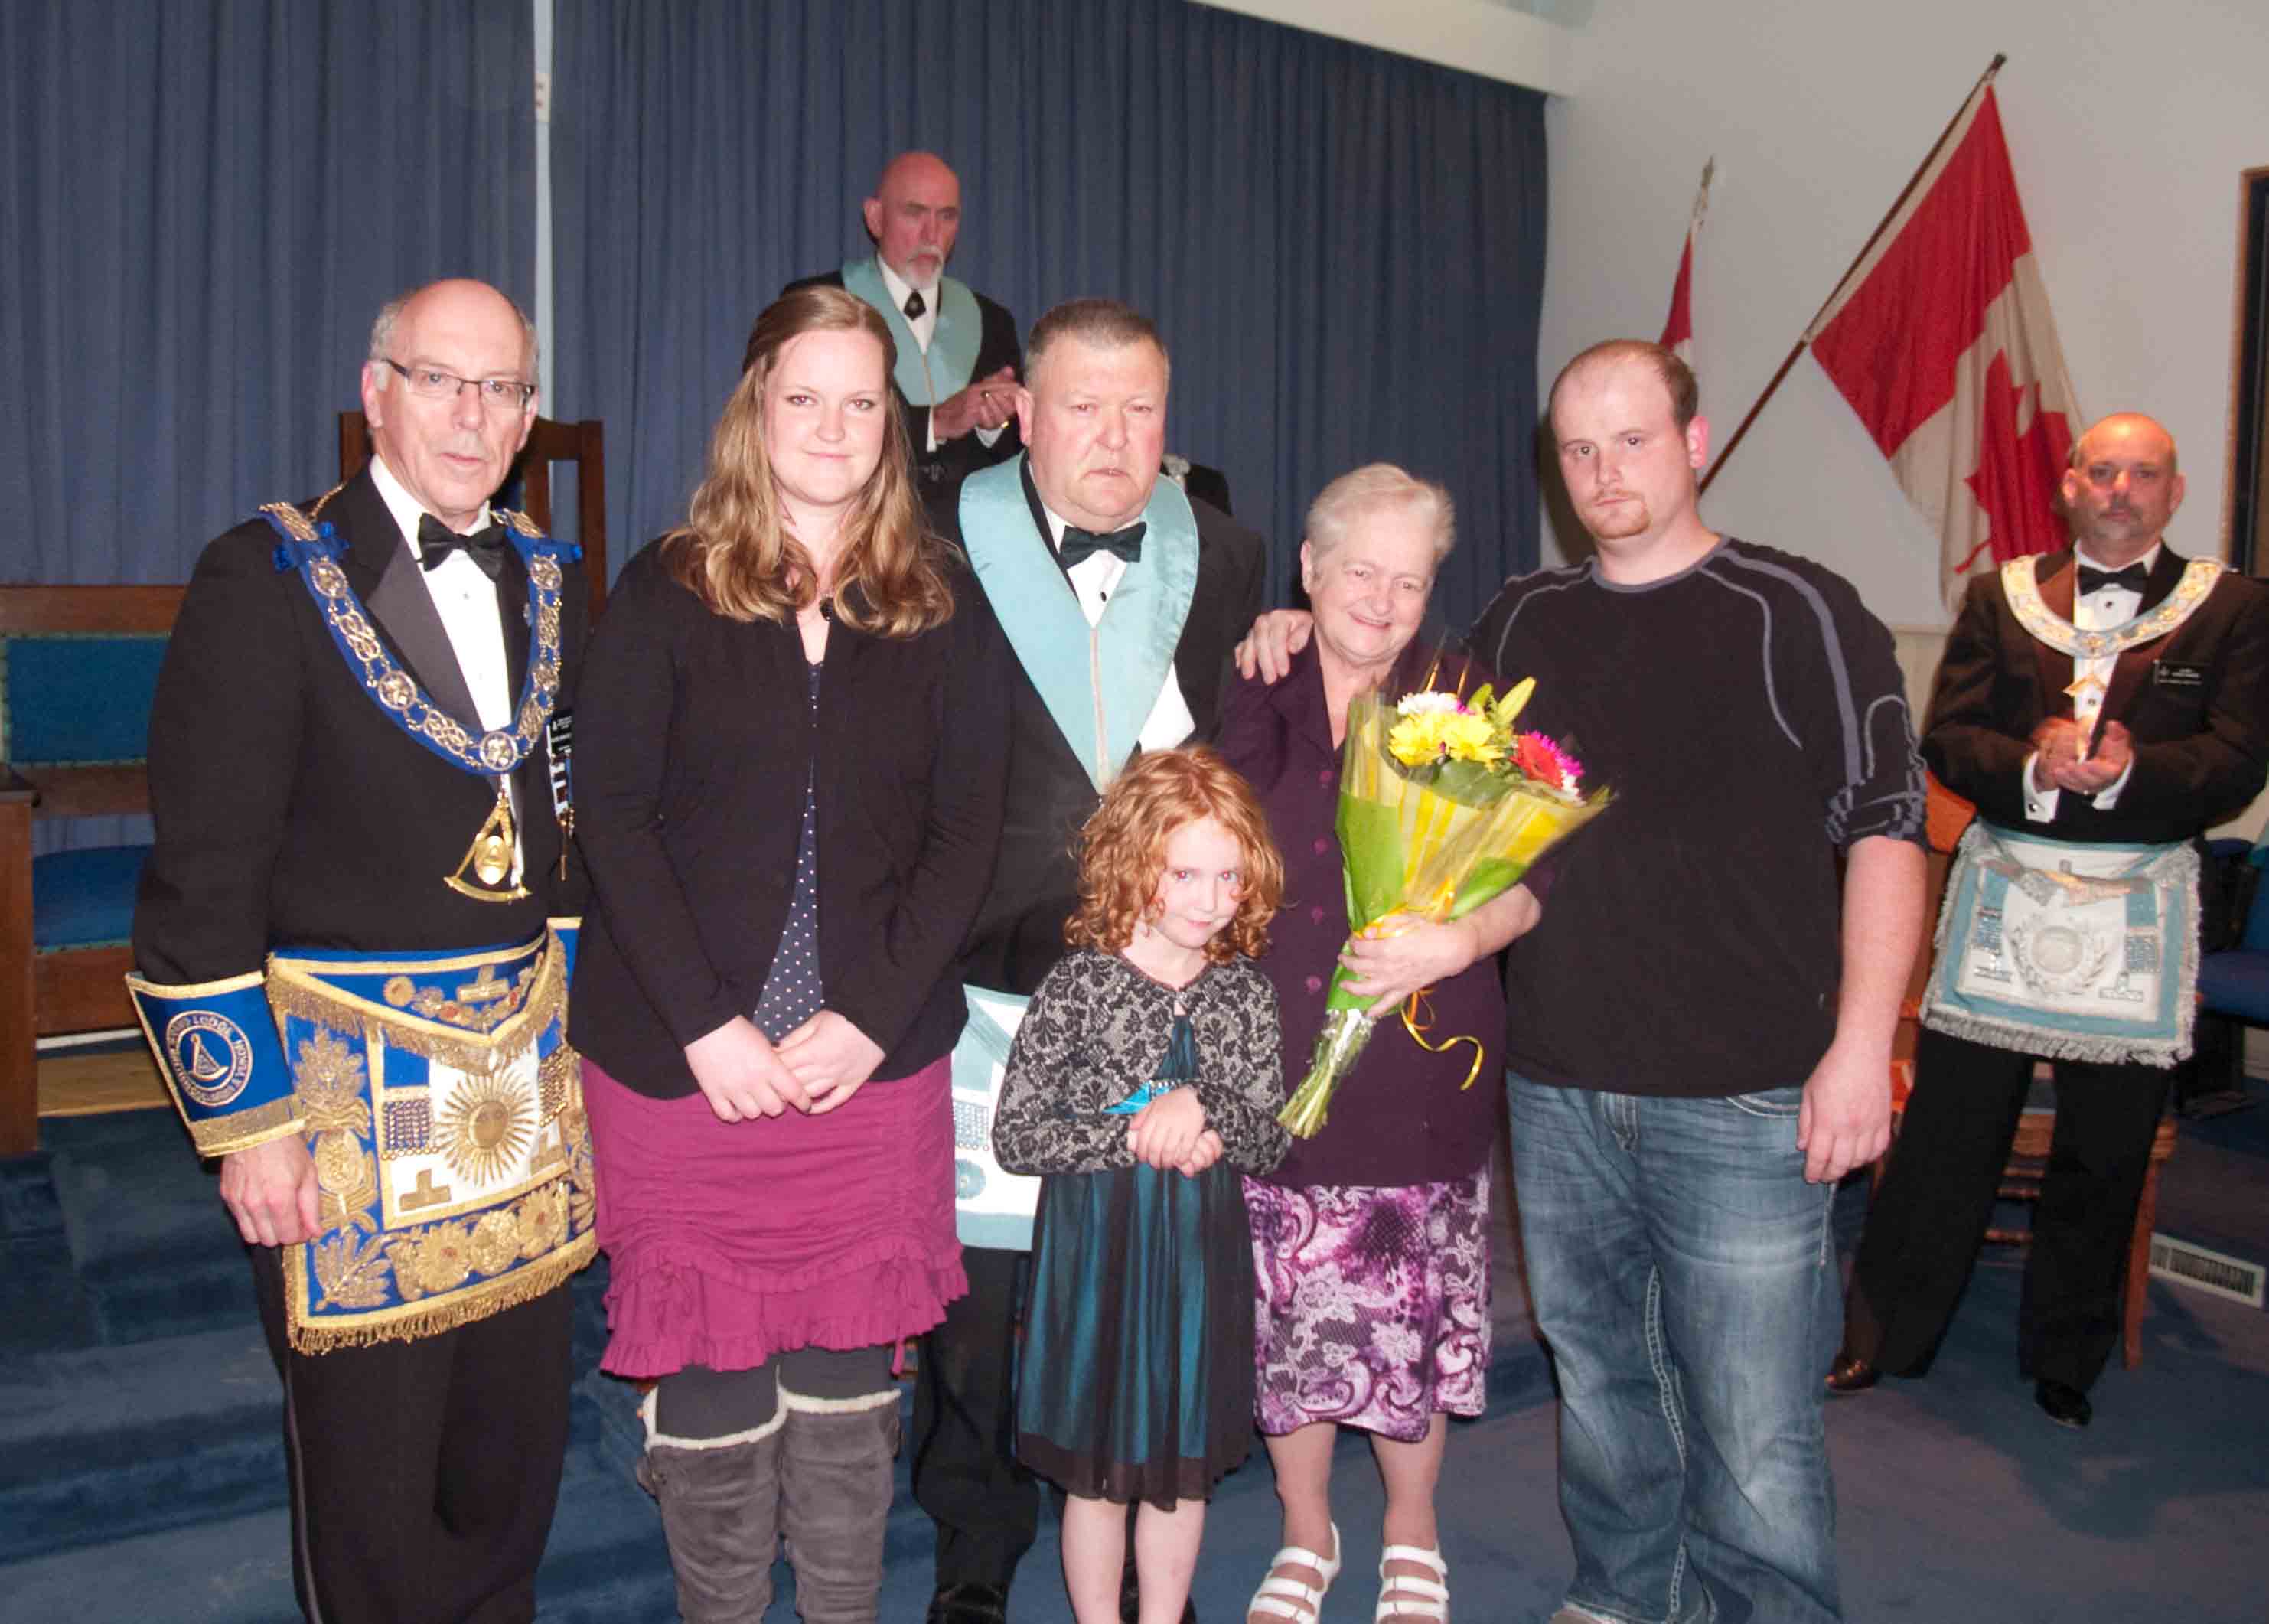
[129,278,592,1622]
[777,149,1023,494]
[1831,412,2269,1430]
[914,296,1265,1624]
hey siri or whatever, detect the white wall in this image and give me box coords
[1197,0,1580,93]
[1540,0,2269,638]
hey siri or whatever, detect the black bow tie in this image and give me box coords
[2076,561,2150,596]
[1059,521,1146,569]
[417,514,507,582]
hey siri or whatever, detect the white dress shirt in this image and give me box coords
[1034,496,1196,752]
[875,257,1006,455]
[369,453,523,876]
[2022,542,2154,822]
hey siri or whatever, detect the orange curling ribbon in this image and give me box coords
[1399,987,1487,1091]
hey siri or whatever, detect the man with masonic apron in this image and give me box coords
[1834,411,2269,1429]
[127,279,595,1622]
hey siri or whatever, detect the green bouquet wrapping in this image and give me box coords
[1279,673,1612,1138]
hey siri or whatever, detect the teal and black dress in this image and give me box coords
[991,950,1290,1508]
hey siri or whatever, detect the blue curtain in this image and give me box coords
[550,0,1547,629]
[0,0,535,584]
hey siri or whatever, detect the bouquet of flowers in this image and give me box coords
[1279,665,1611,1137]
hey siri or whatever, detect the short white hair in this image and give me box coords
[1304,463,1456,565]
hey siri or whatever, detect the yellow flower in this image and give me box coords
[1488,677,1536,731]
[1440,711,1501,764]
[1388,712,1448,765]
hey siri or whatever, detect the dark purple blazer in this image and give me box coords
[1217,643,1505,1188]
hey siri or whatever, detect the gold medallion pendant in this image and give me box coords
[447,781,530,902]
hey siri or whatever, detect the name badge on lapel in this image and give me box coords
[2153,660,2208,690]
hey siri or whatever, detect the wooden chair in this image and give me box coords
[337,412,609,613]
[0,584,184,1156]
[1877,773,2175,1369]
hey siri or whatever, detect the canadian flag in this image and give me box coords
[1805,83,2079,610]
[1660,158,1713,364]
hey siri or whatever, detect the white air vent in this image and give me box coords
[2148,1234,2266,1308]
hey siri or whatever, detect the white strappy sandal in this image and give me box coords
[1247,1521,1342,1622]
[1374,1543,1449,1620]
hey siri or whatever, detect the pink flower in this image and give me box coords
[1511,732,1583,792]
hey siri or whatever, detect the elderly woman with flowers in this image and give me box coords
[1216,465,1542,1624]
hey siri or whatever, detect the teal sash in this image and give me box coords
[840,255,983,408]
[957,456,1200,789]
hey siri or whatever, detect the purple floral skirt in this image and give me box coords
[1243,1169,1491,1442]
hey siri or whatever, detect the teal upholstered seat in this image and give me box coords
[2,583,186,1158]
[0,634,170,766]
[1,631,165,956]
[30,846,148,951]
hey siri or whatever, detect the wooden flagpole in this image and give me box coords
[1696,52,2007,497]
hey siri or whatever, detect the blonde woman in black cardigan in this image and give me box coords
[570,285,1011,1624]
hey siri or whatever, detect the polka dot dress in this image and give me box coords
[752,662,825,1042]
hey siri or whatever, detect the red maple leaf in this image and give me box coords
[1959,348,2073,575]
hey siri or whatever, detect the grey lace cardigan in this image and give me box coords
[991,950,1291,1178]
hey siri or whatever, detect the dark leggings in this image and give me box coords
[655,1345,896,1440]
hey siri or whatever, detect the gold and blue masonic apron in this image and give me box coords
[947,456,1198,1250]
[125,497,595,1350]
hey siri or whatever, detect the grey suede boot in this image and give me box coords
[635,1389,786,1623]
[777,1387,902,1624]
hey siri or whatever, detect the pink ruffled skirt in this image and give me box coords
[583,1054,967,1380]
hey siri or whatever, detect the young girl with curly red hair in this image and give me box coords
[991,745,1292,1622]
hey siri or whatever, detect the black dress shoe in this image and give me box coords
[2034,1379,2092,1429]
[929,1580,1010,1624]
[1824,1355,1880,1395]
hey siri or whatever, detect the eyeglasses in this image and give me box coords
[382,358,536,410]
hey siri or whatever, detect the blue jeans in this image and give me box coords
[1508,1074,1842,1624]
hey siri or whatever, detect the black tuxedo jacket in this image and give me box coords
[1924,546,2269,843]
[133,468,588,984]
[774,269,1023,492]
[933,471,1268,996]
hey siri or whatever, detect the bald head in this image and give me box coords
[369,279,537,381]
[2070,412,2178,478]
[862,151,962,285]
[360,278,538,533]
[2061,412,2185,565]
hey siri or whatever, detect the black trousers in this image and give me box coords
[250,1245,575,1623]
[911,1244,1038,1590]
[1845,1026,2173,1392]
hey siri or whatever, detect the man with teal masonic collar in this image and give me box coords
[912,297,1266,1624]
[777,149,1022,494]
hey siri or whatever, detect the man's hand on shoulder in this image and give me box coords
[220,1136,321,1247]
[1796,1039,1890,1185]
[932,365,1019,442]
[1232,610,1313,683]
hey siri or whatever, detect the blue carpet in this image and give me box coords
[2,1104,2263,1622]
